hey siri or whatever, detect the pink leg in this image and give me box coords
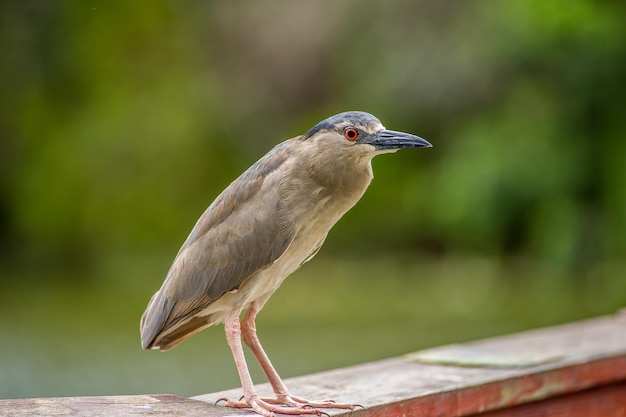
[240,303,356,411]
[222,310,323,416]
[240,303,291,398]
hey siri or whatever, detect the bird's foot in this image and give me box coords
[217,394,359,416]
[217,395,327,417]
[267,394,358,411]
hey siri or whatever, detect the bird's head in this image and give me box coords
[301,111,432,159]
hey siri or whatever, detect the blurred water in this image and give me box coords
[1,254,624,399]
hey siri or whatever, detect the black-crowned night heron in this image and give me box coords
[140,111,431,416]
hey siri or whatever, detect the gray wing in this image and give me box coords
[140,141,296,349]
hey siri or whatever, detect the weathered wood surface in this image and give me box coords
[196,313,626,416]
[0,394,225,417]
[2,314,626,417]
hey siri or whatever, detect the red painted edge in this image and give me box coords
[353,354,626,417]
[470,382,626,417]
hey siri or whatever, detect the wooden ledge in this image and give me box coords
[3,314,626,416]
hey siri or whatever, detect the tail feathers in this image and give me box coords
[149,316,213,351]
[140,290,215,351]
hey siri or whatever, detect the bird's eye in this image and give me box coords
[344,128,359,141]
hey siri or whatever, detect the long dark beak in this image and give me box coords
[368,129,432,151]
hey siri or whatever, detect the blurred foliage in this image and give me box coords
[1,0,626,399]
[1,0,625,280]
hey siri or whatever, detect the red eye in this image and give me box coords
[344,128,359,141]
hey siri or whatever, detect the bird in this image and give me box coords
[140,111,431,416]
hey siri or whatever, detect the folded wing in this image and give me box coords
[140,142,296,350]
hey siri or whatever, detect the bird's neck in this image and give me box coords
[305,149,373,196]
[276,141,374,227]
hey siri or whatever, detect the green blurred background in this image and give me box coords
[1,0,625,400]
